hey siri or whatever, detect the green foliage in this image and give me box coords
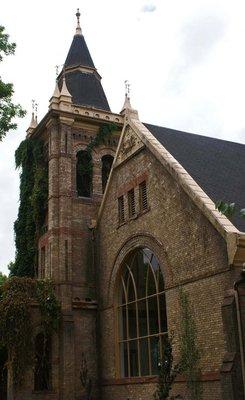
[0,277,60,386]
[0,272,7,286]
[154,336,181,400]
[76,123,118,197]
[179,289,202,400]
[12,138,48,277]
[216,200,245,219]
[86,123,118,155]
[0,26,26,140]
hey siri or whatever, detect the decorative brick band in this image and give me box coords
[101,372,220,386]
[39,227,89,246]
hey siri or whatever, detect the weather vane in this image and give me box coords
[76,8,82,34]
[124,80,131,99]
[31,99,35,113]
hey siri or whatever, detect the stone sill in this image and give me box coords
[117,207,150,229]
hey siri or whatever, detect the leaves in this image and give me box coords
[0,26,16,60]
[216,201,245,220]
[154,335,181,400]
[215,200,236,218]
[240,209,245,218]
[12,138,48,277]
[0,277,60,386]
[0,26,26,140]
[179,289,202,400]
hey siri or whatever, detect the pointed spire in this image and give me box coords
[120,80,139,119]
[60,75,72,98]
[30,112,37,129]
[75,8,82,35]
[52,80,60,98]
[26,101,37,136]
[121,80,132,112]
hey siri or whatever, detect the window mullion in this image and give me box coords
[146,264,152,375]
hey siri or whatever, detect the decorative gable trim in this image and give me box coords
[98,112,245,265]
[128,117,245,265]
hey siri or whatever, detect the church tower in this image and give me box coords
[20,10,123,400]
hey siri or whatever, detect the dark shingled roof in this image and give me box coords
[145,123,245,232]
[60,70,110,111]
[65,34,95,69]
[62,34,110,111]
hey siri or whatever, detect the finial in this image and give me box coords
[120,80,139,119]
[60,74,72,98]
[27,100,38,134]
[125,80,131,99]
[34,101,38,123]
[76,8,82,35]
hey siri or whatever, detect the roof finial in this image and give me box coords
[34,101,38,123]
[76,8,82,35]
[125,80,131,100]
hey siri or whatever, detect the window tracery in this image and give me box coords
[117,247,167,377]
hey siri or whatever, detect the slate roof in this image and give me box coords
[59,70,110,111]
[64,34,95,69]
[145,123,245,232]
[62,34,110,111]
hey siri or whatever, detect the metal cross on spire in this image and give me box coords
[76,8,82,35]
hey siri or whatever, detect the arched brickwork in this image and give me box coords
[106,232,173,308]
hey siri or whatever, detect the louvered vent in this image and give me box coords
[128,189,136,218]
[118,196,125,224]
[139,181,148,211]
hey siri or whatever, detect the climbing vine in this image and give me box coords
[77,123,118,177]
[154,335,181,400]
[11,137,48,277]
[0,277,60,386]
[179,289,202,400]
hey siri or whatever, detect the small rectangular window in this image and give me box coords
[139,181,148,211]
[128,189,136,218]
[118,196,125,224]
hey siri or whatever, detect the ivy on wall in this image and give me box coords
[77,123,118,175]
[0,277,60,386]
[11,138,48,277]
[179,289,202,400]
[154,335,181,400]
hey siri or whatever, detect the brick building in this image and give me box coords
[12,10,245,400]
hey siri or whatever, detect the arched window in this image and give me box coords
[76,150,92,197]
[34,333,52,391]
[117,247,167,377]
[102,155,114,193]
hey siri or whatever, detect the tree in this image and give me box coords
[216,201,245,219]
[0,272,7,286]
[0,25,26,140]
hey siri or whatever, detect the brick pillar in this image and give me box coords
[48,119,60,282]
[58,118,74,311]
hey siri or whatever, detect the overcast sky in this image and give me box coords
[1,0,245,274]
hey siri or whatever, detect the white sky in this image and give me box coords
[1,0,245,274]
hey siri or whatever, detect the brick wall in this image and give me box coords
[97,145,231,400]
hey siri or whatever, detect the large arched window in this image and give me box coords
[34,333,52,391]
[117,247,167,377]
[101,154,114,193]
[76,150,92,197]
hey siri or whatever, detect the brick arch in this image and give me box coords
[106,232,173,308]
